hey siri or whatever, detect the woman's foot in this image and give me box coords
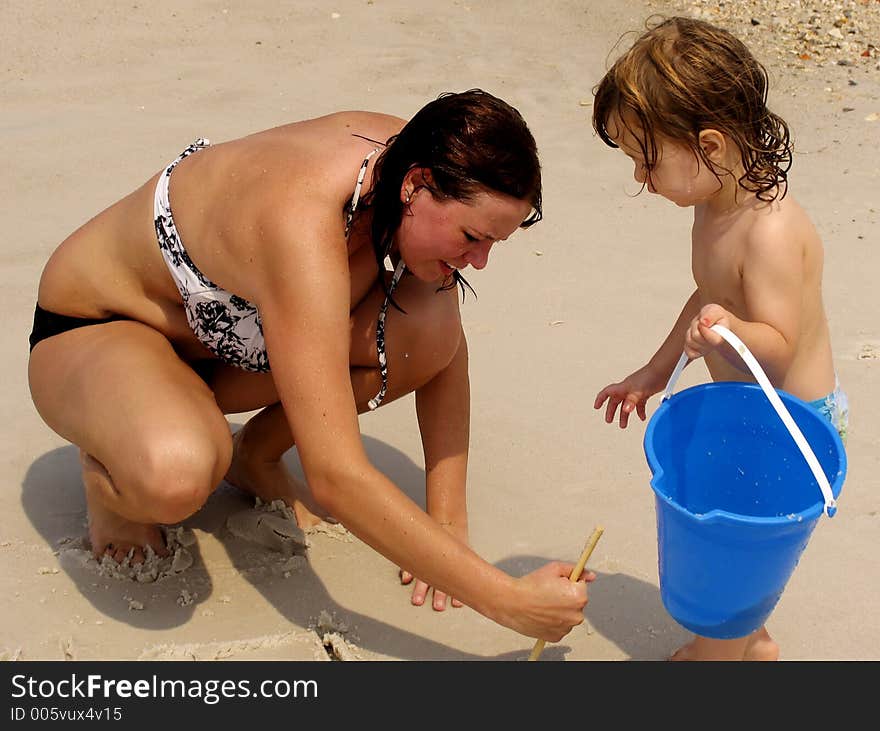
[224,428,332,530]
[82,458,168,565]
[670,626,779,661]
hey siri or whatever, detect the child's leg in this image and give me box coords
[807,380,849,445]
[670,626,778,661]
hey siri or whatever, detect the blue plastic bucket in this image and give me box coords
[644,381,847,639]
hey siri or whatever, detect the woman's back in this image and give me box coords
[35,111,405,351]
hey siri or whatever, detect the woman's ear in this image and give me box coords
[698,129,727,164]
[400,167,434,204]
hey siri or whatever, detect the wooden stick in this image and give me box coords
[527,526,604,662]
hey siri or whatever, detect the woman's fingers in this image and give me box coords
[410,579,430,606]
[400,569,461,610]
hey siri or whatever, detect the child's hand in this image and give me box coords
[594,365,663,429]
[685,304,732,360]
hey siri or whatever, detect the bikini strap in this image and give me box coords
[166,138,211,175]
[367,258,407,411]
[342,145,406,410]
[344,147,382,238]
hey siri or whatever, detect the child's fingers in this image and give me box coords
[620,393,644,427]
[619,398,635,428]
[594,386,615,410]
[685,320,709,358]
[684,331,702,359]
[698,303,727,326]
[697,321,723,347]
[605,396,622,424]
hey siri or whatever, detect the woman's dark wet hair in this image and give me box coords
[361,88,542,304]
[592,16,792,202]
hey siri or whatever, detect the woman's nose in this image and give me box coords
[466,240,494,270]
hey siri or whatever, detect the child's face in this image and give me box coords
[608,113,721,207]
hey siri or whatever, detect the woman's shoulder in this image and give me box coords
[203,111,400,196]
[231,110,404,182]
[322,109,406,129]
[288,110,406,146]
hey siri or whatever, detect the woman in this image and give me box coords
[28,89,591,642]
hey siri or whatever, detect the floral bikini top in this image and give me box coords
[154,139,405,410]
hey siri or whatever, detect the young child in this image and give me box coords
[591,16,849,660]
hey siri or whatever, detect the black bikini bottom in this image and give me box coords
[28,304,124,352]
[28,304,218,385]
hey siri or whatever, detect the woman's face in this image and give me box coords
[395,171,534,283]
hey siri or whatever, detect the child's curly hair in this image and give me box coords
[593,16,792,202]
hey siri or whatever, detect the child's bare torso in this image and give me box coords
[690,192,836,401]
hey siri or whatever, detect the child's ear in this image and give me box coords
[698,129,727,163]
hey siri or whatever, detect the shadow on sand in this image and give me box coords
[21,431,685,660]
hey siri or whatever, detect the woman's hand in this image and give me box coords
[400,520,468,610]
[503,562,595,642]
[594,364,665,428]
[684,303,732,360]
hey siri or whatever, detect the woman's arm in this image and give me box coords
[417,328,469,539]
[402,328,470,609]
[253,208,587,640]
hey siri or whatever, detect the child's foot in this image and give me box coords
[224,429,333,530]
[669,636,742,661]
[743,626,779,661]
[670,626,779,661]
[83,466,168,565]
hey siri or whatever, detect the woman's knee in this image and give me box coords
[123,427,232,524]
[392,285,462,373]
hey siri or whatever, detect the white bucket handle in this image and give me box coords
[661,324,838,517]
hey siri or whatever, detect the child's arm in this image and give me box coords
[595,290,701,428]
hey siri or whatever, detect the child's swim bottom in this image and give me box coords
[807,380,849,445]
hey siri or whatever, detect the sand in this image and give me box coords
[2,0,878,661]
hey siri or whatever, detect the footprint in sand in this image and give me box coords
[858,343,879,360]
[57,526,196,583]
[225,501,310,556]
